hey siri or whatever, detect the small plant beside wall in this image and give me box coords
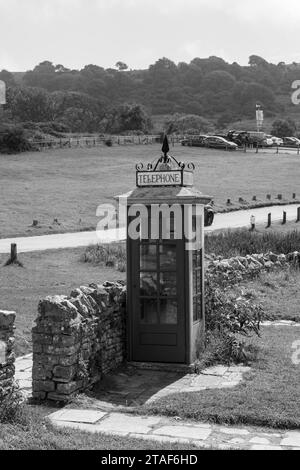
[197,266,263,369]
[0,385,28,425]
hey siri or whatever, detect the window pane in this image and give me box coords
[193,250,201,269]
[160,299,177,324]
[159,272,177,296]
[159,244,176,270]
[193,296,202,322]
[140,244,157,271]
[141,299,158,324]
[193,271,198,293]
[140,273,157,297]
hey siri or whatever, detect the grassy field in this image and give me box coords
[0,248,125,356]
[206,227,300,257]
[1,144,300,238]
[145,326,300,429]
[248,269,300,322]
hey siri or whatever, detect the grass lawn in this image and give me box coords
[0,407,198,450]
[144,326,300,429]
[247,269,300,322]
[0,248,125,357]
[1,144,300,238]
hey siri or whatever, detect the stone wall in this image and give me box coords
[0,311,16,399]
[206,251,300,276]
[32,281,126,402]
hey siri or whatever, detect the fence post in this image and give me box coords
[297,207,300,222]
[282,211,287,225]
[256,144,259,154]
[267,213,272,228]
[10,244,17,264]
[276,145,279,154]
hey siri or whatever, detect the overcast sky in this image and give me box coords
[1,0,300,71]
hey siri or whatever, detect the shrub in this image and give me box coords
[198,262,263,369]
[205,267,263,337]
[22,121,70,139]
[0,385,29,425]
[194,331,259,370]
[81,243,126,272]
[0,124,32,154]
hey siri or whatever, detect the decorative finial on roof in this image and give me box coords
[162,134,170,163]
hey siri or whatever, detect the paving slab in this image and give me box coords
[54,420,129,436]
[280,432,300,447]
[200,366,229,376]
[228,437,246,445]
[49,409,107,424]
[219,427,250,436]
[95,413,161,435]
[250,437,270,445]
[251,445,283,451]
[129,434,191,445]
[153,425,212,441]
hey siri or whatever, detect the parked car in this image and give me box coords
[227,130,248,146]
[265,135,283,146]
[281,137,300,147]
[204,204,214,227]
[227,130,268,147]
[203,136,238,150]
[181,135,208,147]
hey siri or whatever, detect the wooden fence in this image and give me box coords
[28,134,188,151]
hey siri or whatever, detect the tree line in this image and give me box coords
[1,54,300,134]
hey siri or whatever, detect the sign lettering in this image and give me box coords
[137,170,193,187]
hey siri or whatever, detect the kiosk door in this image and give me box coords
[131,239,186,363]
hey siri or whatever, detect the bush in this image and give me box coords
[197,261,263,369]
[205,267,263,337]
[164,113,215,135]
[195,331,259,370]
[22,121,70,138]
[0,385,29,425]
[81,243,126,272]
[0,124,33,154]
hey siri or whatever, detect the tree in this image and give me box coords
[55,64,71,73]
[0,70,15,87]
[271,118,296,137]
[202,70,236,92]
[103,103,152,134]
[165,114,215,135]
[8,87,54,122]
[249,55,269,67]
[115,62,128,71]
[33,61,56,74]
